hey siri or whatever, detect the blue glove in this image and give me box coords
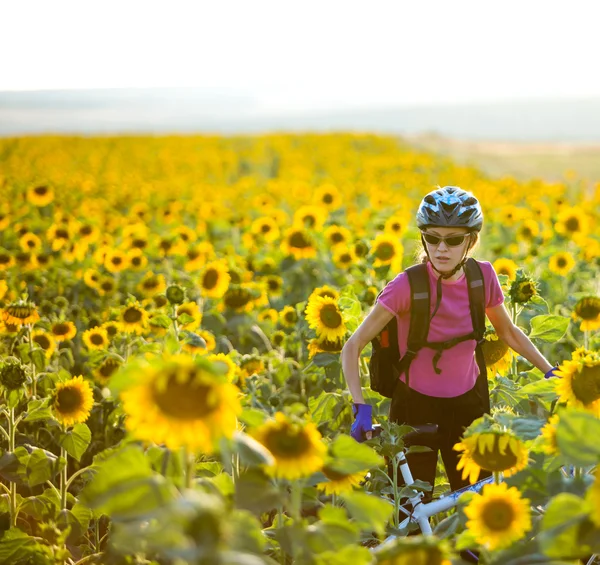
[544,366,560,379]
[351,403,373,442]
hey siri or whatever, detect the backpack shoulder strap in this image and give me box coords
[405,263,430,352]
[464,257,486,341]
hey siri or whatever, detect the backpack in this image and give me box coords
[368,257,488,403]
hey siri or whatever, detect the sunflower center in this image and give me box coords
[132,238,147,249]
[284,311,297,323]
[123,308,143,323]
[33,334,51,349]
[571,364,600,406]
[317,338,343,352]
[339,253,352,264]
[203,269,219,290]
[565,217,580,232]
[101,281,115,292]
[151,373,218,419]
[322,193,334,204]
[267,279,280,291]
[80,225,93,236]
[331,232,344,243]
[471,435,519,472]
[576,298,600,320]
[111,256,123,266]
[263,425,311,458]
[481,499,515,532]
[56,229,69,239]
[34,186,48,196]
[53,323,71,336]
[303,215,316,228]
[224,288,251,309]
[261,223,272,233]
[319,304,342,329]
[90,333,105,345]
[289,231,311,249]
[322,467,350,481]
[557,257,567,268]
[375,242,395,261]
[56,387,84,415]
[99,359,120,378]
[143,278,159,289]
[131,256,142,267]
[482,337,509,365]
[0,253,10,264]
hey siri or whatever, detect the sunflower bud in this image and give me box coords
[166,284,186,305]
[0,357,29,391]
[509,271,538,304]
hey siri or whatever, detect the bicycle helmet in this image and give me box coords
[416,186,483,232]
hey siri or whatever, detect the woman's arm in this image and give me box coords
[485,303,554,374]
[341,303,395,403]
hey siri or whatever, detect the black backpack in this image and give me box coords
[368,257,488,405]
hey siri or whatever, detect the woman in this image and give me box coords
[341,186,558,492]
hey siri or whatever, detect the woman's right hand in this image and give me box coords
[351,403,373,442]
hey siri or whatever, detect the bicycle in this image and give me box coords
[366,424,599,565]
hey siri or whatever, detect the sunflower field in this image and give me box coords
[0,133,599,565]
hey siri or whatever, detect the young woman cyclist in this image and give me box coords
[341,186,559,494]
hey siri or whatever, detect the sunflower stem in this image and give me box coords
[27,324,37,399]
[493,471,501,485]
[185,447,196,490]
[584,330,589,351]
[60,446,68,510]
[8,406,17,526]
[392,455,400,528]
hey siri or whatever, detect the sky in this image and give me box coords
[2,0,600,113]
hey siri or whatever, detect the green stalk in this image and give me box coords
[8,407,17,525]
[185,447,195,490]
[60,446,68,510]
[27,324,37,398]
[493,471,501,485]
[584,330,589,351]
[393,456,400,528]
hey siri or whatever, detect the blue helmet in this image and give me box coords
[416,186,483,232]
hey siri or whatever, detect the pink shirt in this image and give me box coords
[376,260,505,398]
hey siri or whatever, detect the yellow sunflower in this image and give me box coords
[82,268,101,289]
[127,248,148,271]
[262,275,284,298]
[555,206,589,240]
[104,249,129,274]
[517,219,540,241]
[31,330,57,359]
[305,296,347,341]
[97,277,118,297]
[324,225,352,248]
[196,330,216,353]
[316,465,365,495]
[281,227,317,260]
[119,302,149,335]
[0,250,15,271]
[464,482,532,550]
[220,283,256,314]
[199,260,231,299]
[176,301,202,331]
[119,354,241,452]
[205,353,238,382]
[250,216,280,242]
[27,184,55,207]
[2,300,40,327]
[137,272,167,298]
[252,412,326,480]
[293,204,328,231]
[238,355,265,386]
[314,183,342,210]
[481,330,512,376]
[308,285,340,303]
[571,296,600,332]
[53,376,94,427]
[384,214,409,238]
[93,356,122,385]
[82,327,109,350]
[374,536,452,565]
[184,242,214,272]
[51,321,77,342]
[493,258,519,281]
[554,354,600,414]
[279,305,298,328]
[19,233,42,254]
[257,308,279,324]
[539,414,560,455]
[46,223,72,251]
[370,233,403,271]
[454,431,529,484]
[332,246,358,270]
[307,336,345,359]
[0,279,7,300]
[548,251,576,276]
[100,320,121,340]
[586,467,600,528]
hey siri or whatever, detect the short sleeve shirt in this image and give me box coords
[376,260,505,398]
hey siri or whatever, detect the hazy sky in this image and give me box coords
[2,0,600,112]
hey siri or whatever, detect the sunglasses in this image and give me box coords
[422,232,469,247]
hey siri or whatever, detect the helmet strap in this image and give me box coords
[420,232,472,280]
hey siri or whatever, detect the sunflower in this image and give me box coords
[308,285,340,303]
[0,279,7,301]
[363,285,379,306]
[555,206,589,239]
[205,353,238,382]
[370,233,403,271]
[2,300,40,327]
[199,260,231,299]
[76,222,100,244]
[127,248,148,271]
[27,184,54,207]
[184,243,211,272]
[19,233,42,254]
[271,330,286,348]
[0,250,15,272]
[314,183,342,210]
[493,258,519,281]
[257,308,279,325]
[554,355,600,414]
[374,536,452,565]
[516,219,540,241]
[238,355,265,385]
[464,482,532,550]
[176,301,202,331]
[539,414,560,455]
[571,296,600,332]
[252,412,326,480]
[119,302,149,335]
[384,214,409,238]
[481,330,512,376]
[53,376,94,426]
[293,205,328,231]
[31,330,57,359]
[316,465,365,495]
[97,277,118,297]
[0,208,10,231]
[137,272,167,298]
[82,327,109,350]
[454,431,529,484]
[195,330,216,353]
[100,320,121,340]
[587,468,600,528]
[305,296,346,342]
[332,246,358,270]
[82,268,101,289]
[509,273,538,304]
[250,216,280,242]
[104,249,129,274]
[93,356,122,385]
[119,354,241,452]
[262,275,284,299]
[50,321,77,342]
[281,227,317,260]
[324,225,352,248]
[548,251,576,276]
[307,336,345,359]
[0,357,29,391]
[46,223,72,252]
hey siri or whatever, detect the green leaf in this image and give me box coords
[177,313,196,326]
[327,434,384,474]
[313,546,372,565]
[341,491,393,535]
[30,347,47,372]
[59,423,92,462]
[312,353,341,368]
[0,528,45,563]
[529,315,569,342]
[555,411,600,466]
[518,378,559,398]
[22,398,54,423]
[25,446,63,487]
[238,408,267,428]
[149,313,172,329]
[79,444,176,521]
[230,431,274,468]
[309,391,342,426]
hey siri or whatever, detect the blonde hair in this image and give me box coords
[414,231,480,264]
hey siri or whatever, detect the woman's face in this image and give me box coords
[422,226,472,273]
